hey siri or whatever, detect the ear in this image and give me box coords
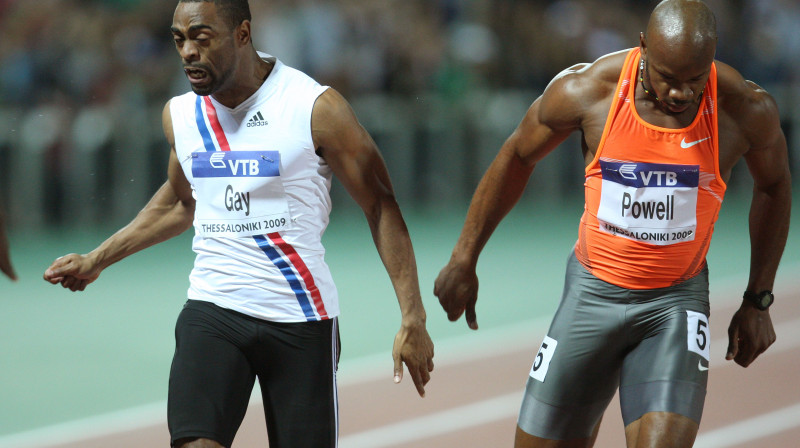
[639,31,648,60]
[235,20,252,47]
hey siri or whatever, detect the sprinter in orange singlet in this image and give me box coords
[435,1,791,447]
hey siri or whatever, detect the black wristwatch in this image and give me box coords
[743,290,774,311]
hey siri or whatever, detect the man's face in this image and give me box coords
[642,37,716,115]
[171,1,238,96]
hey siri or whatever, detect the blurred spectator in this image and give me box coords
[0,0,797,227]
[2,0,797,104]
[743,0,800,83]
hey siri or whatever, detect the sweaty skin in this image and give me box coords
[45,2,434,447]
[45,0,433,397]
[435,1,789,447]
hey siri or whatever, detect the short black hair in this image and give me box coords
[178,0,252,31]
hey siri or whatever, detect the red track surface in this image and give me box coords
[43,282,800,448]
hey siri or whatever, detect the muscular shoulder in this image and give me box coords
[538,49,629,131]
[311,88,371,159]
[716,61,781,146]
[311,88,353,147]
[162,99,175,149]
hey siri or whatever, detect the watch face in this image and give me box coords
[744,290,773,310]
[759,292,774,308]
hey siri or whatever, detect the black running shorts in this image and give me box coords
[168,300,340,447]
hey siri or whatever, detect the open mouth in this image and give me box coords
[184,67,210,85]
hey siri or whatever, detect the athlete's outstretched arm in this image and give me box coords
[43,101,196,292]
[726,84,791,367]
[0,207,16,281]
[312,88,434,397]
[433,65,594,330]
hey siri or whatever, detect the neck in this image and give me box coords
[212,52,274,108]
[639,63,661,102]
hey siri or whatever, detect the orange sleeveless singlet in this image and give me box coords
[574,48,726,289]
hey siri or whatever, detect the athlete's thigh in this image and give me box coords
[252,317,339,448]
[518,253,628,441]
[168,300,258,448]
[619,281,710,430]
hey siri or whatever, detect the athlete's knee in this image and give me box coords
[515,425,550,448]
[515,425,598,448]
[173,437,226,448]
[624,412,698,448]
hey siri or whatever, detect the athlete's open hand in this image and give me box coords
[434,261,479,330]
[392,320,434,397]
[43,253,102,292]
[725,302,776,367]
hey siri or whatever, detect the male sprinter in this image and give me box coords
[44,1,434,447]
[435,1,790,447]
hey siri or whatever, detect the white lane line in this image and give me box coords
[339,392,521,448]
[695,403,800,448]
[0,317,550,448]
[1,270,797,448]
[0,402,166,448]
[337,316,800,447]
[338,315,552,386]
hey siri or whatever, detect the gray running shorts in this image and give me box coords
[518,251,711,440]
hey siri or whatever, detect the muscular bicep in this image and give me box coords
[745,135,790,192]
[506,98,576,167]
[312,88,394,213]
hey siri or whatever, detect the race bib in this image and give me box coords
[529,336,558,382]
[191,150,292,237]
[596,161,699,245]
[686,310,711,361]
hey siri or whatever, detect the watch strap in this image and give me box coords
[743,290,774,310]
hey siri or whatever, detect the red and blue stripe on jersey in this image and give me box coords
[194,95,329,321]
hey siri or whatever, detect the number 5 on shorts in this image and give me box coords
[530,336,558,382]
[686,310,710,361]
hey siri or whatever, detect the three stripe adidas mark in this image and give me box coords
[247,111,268,127]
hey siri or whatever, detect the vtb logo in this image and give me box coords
[209,152,226,169]
[617,163,679,186]
[208,152,261,175]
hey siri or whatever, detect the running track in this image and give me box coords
[7,275,799,448]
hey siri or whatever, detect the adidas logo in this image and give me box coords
[246,111,268,127]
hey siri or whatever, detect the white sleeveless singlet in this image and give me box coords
[169,54,339,322]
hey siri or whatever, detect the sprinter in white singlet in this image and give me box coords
[43,1,434,447]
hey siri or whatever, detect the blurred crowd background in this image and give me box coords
[1,0,799,229]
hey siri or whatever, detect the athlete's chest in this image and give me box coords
[183,105,311,238]
[601,95,716,165]
[207,101,309,149]
[182,96,316,178]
